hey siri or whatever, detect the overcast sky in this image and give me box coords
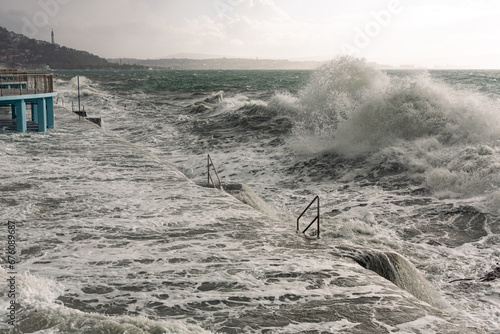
[1,0,500,67]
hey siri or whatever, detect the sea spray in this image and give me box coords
[287,56,500,155]
[292,56,388,141]
[283,56,500,212]
[332,72,500,156]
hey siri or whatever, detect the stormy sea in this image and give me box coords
[1,57,500,333]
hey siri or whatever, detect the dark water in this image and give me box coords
[54,69,312,92]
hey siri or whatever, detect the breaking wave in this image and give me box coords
[284,56,500,209]
[289,56,500,155]
[187,90,293,144]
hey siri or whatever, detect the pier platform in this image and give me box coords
[0,70,57,132]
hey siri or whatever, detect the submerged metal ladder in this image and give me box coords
[297,196,320,239]
[207,154,222,189]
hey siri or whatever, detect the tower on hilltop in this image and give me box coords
[51,29,54,44]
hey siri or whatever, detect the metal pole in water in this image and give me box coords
[77,76,81,112]
[317,196,320,239]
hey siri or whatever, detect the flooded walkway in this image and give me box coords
[0,107,485,333]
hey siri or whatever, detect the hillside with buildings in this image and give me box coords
[0,27,140,70]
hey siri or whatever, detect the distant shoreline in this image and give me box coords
[105,57,495,71]
[106,57,325,70]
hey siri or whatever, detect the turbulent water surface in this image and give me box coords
[1,57,500,333]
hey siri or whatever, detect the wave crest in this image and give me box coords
[293,56,388,140]
[289,57,500,157]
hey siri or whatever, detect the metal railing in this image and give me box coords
[0,73,54,97]
[72,101,87,117]
[297,196,320,239]
[207,154,222,189]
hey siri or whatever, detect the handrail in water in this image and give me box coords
[297,196,320,239]
[207,154,222,189]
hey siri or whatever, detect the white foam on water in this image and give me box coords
[2,67,498,332]
[0,267,213,334]
[395,315,451,334]
[278,319,360,333]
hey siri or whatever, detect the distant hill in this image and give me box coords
[0,26,142,70]
[164,52,231,60]
[108,57,325,70]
